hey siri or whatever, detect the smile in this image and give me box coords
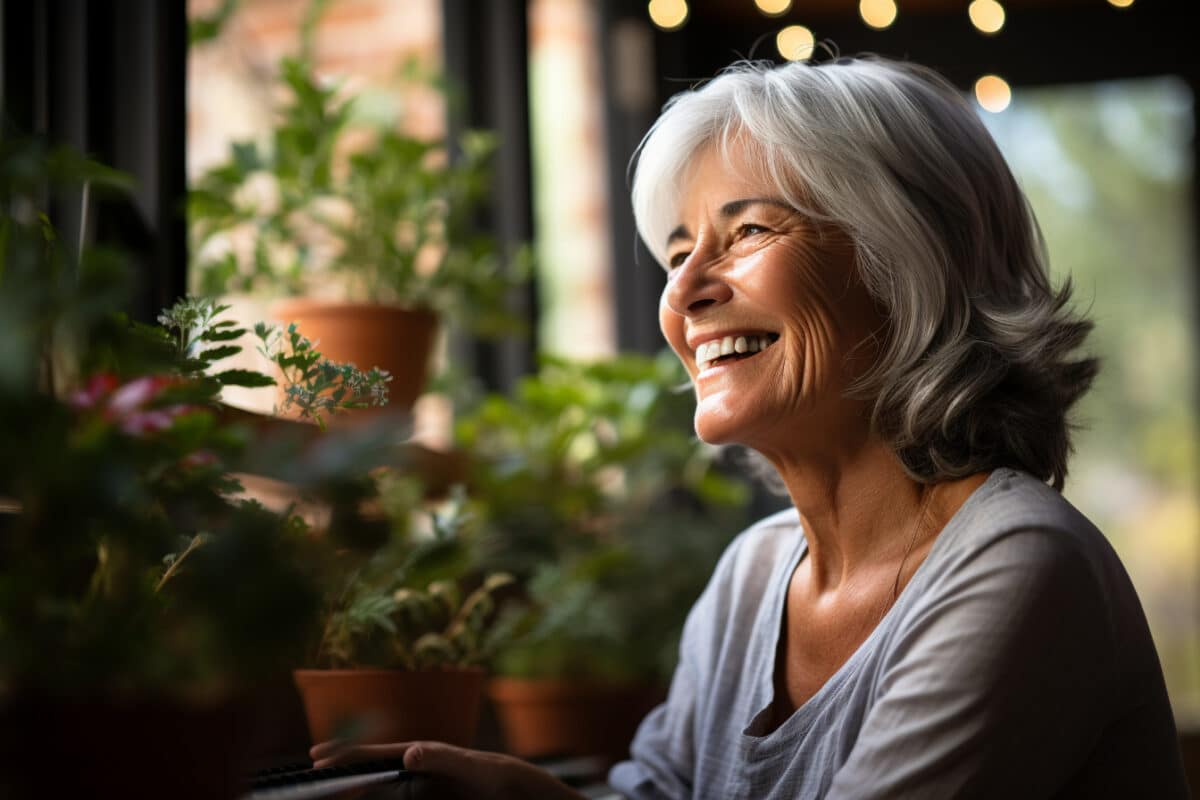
[695,333,779,371]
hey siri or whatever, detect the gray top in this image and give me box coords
[609,468,1188,799]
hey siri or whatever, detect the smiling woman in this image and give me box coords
[657,146,880,452]
[304,56,1190,800]
[608,56,1189,799]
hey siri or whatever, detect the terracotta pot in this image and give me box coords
[293,668,484,748]
[271,300,438,415]
[0,694,248,800]
[487,677,665,764]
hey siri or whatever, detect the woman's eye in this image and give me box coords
[737,223,769,239]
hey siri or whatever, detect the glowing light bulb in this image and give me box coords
[859,0,898,30]
[755,0,793,16]
[1107,0,1134,7]
[968,0,1005,34]
[648,0,688,30]
[776,25,815,62]
[975,75,1012,113]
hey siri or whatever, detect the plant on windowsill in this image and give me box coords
[0,134,400,800]
[188,47,530,415]
[453,353,753,763]
[292,483,519,749]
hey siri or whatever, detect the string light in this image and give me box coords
[859,0,898,30]
[968,0,1005,34]
[647,0,688,31]
[754,0,793,16]
[974,75,1012,113]
[1107,0,1134,6]
[776,25,815,62]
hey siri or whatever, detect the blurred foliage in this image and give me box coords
[456,353,752,684]
[188,0,239,47]
[0,132,404,699]
[188,33,529,335]
[313,484,518,670]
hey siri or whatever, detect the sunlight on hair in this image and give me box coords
[968,0,1006,34]
[859,0,898,30]
[648,0,689,30]
[974,75,1012,113]
[754,0,793,16]
[776,25,815,62]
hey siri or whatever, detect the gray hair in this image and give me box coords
[632,57,1098,490]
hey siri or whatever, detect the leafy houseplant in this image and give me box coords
[0,134,398,799]
[293,484,518,748]
[454,353,752,760]
[188,46,529,412]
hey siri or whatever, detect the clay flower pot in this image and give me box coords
[293,668,484,747]
[487,677,665,764]
[271,300,438,415]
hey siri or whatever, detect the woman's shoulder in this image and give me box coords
[918,467,1148,642]
[939,467,1124,576]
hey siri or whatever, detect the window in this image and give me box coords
[528,0,617,359]
[982,77,1200,723]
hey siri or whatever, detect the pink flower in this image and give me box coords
[117,403,193,437]
[107,376,174,418]
[118,409,176,436]
[69,373,119,410]
[71,374,194,439]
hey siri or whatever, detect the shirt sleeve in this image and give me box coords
[826,526,1170,799]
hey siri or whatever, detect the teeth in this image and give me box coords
[695,333,776,370]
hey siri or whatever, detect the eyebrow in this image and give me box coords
[665,197,794,248]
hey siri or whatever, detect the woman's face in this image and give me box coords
[659,142,883,458]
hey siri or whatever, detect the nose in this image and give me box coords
[663,234,733,317]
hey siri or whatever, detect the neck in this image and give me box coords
[770,441,924,591]
[761,434,996,595]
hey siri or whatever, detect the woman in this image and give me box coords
[312,57,1189,798]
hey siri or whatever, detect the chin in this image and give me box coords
[693,404,745,446]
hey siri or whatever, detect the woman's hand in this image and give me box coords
[309,739,589,800]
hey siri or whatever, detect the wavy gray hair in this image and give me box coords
[632,57,1098,490]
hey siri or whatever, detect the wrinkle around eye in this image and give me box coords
[736,223,771,238]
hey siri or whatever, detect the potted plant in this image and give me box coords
[188,43,529,415]
[292,483,517,749]
[0,135,398,799]
[454,354,752,763]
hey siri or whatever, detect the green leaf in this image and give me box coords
[199,345,241,363]
[213,369,275,388]
[199,328,246,343]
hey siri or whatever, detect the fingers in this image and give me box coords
[402,742,584,799]
[308,739,345,761]
[309,740,415,768]
[400,741,472,774]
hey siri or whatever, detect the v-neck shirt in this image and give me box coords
[608,468,1187,798]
